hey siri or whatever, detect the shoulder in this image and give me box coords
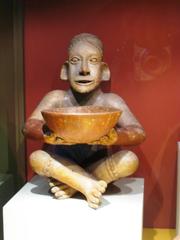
[29,90,66,119]
[42,90,66,102]
[103,93,126,108]
[44,90,66,98]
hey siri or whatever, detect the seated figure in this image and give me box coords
[23,33,146,209]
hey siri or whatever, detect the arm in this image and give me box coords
[115,124,146,146]
[23,118,44,140]
[23,90,65,140]
[105,93,146,146]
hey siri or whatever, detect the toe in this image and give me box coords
[97,185,106,193]
[54,190,65,198]
[89,196,101,205]
[99,180,107,188]
[98,181,107,193]
[92,190,101,198]
[57,195,70,200]
[48,179,61,187]
[49,182,55,187]
[88,202,99,209]
[51,186,60,193]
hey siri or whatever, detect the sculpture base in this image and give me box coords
[3,176,144,240]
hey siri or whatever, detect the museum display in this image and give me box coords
[23,33,146,209]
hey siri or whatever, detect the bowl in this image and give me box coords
[41,106,122,143]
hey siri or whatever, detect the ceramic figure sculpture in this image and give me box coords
[23,33,146,209]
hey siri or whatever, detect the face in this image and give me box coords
[68,41,103,93]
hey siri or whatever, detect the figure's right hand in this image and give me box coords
[42,126,77,145]
[23,118,69,144]
[22,118,45,140]
[43,131,70,145]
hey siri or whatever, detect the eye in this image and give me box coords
[89,57,99,64]
[70,57,80,64]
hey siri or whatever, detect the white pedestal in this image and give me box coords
[3,176,144,240]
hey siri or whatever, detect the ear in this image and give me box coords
[101,62,111,81]
[60,61,69,80]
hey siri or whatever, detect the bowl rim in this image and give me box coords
[41,106,122,116]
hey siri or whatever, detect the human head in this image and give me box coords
[68,33,103,57]
[60,33,110,93]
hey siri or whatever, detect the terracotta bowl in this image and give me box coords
[41,106,122,143]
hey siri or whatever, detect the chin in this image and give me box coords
[74,87,97,94]
[73,88,93,93]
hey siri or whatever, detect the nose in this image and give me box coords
[79,70,90,76]
[79,61,90,76]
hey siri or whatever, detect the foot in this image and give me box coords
[48,178,77,199]
[83,179,107,209]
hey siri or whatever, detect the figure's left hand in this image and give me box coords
[90,128,118,145]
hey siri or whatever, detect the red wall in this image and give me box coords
[24,0,180,228]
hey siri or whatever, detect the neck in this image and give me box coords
[70,87,102,105]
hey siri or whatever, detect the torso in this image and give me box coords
[45,88,112,166]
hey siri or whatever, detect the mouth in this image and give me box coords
[75,80,94,86]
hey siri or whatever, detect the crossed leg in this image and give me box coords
[29,150,107,209]
[49,150,138,199]
[88,150,139,183]
[29,149,138,208]
[48,153,96,200]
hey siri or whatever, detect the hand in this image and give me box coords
[43,128,118,145]
[42,124,53,136]
[90,128,118,145]
[115,125,146,146]
[43,127,74,145]
[23,118,44,140]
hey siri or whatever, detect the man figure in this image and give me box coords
[23,33,146,209]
